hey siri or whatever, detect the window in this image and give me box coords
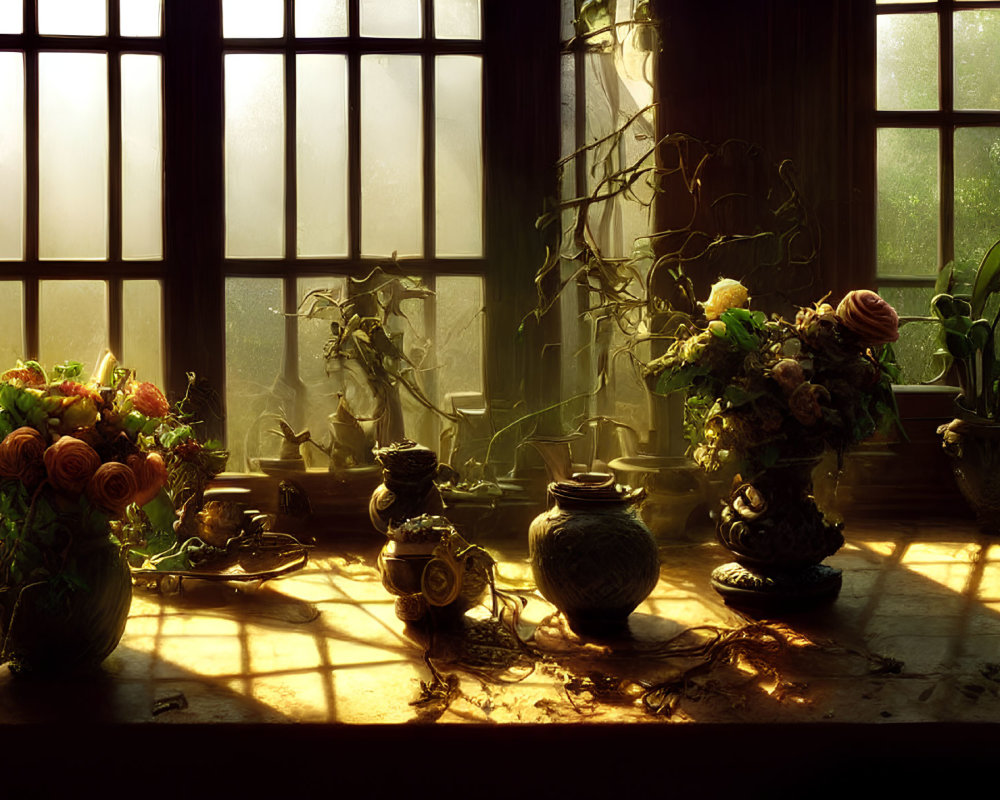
[0,0,539,474]
[0,0,165,385]
[875,0,1000,383]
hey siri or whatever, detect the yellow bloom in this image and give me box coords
[703,278,749,320]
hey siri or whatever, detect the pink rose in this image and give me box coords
[131,382,170,418]
[0,427,48,488]
[87,461,138,517]
[836,290,899,344]
[44,435,101,493]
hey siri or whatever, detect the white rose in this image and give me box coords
[703,278,749,320]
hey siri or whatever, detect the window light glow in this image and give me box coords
[38,0,107,36]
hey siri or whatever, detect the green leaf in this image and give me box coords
[719,309,759,351]
[52,360,85,380]
[655,364,709,395]
[971,238,1000,318]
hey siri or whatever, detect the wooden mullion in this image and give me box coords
[108,0,123,357]
[347,0,361,266]
[939,5,955,272]
[23,0,39,359]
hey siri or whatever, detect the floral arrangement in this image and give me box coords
[648,279,901,478]
[0,355,227,597]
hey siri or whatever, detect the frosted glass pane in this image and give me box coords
[297,55,348,257]
[39,53,108,261]
[121,54,163,260]
[436,276,483,395]
[122,279,163,387]
[436,56,482,257]
[0,53,24,260]
[361,55,422,257]
[39,280,108,367]
[38,0,106,35]
[877,128,938,277]
[877,14,938,110]
[297,276,346,464]
[0,282,23,366]
[435,0,481,39]
[955,127,1000,266]
[360,0,421,38]
[222,0,283,37]
[225,54,285,258]
[0,0,21,34]
[877,286,938,385]
[295,0,347,37]
[225,278,284,471]
[955,11,1000,111]
[121,0,162,37]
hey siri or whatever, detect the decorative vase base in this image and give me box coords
[710,562,842,608]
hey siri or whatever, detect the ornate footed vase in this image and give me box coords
[529,473,660,636]
[710,457,844,607]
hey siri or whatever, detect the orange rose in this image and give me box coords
[128,452,169,507]
[0,427,48,488]
[132,382,170,418]
[86,461,138,517]
[44,435,101,493]
[836,290,899,344]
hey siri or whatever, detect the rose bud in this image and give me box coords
[128,451,169,507]
[44,435,102,494]
[0,426,48,489]
[836,290,899,344]
[87,461,138,517]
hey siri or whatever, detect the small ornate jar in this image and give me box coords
[529,473,660,636]
[378,514,491,623]
[368,440,444,534]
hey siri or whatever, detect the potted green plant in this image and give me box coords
[933,238,1000,531]
[649,280,901,605]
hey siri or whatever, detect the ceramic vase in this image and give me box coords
[940,412,1000,533]
[528,473,659,636]
[368,440,444,533]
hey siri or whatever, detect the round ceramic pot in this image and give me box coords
[1,538,132,675]
[940,412,1000,533]
[528,473,659,636]
[368,440,444,534]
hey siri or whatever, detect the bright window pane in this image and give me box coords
[39,280,108,367]
[297,276,346,465]
[120,0,162,37]
[39,53,108,261]
[225,54,285,258]
[38,0,106,36]
[955,127,1000,266]
[955,10,1000,111]
[0,52,24,260]
[297,54,348,257]
[359,0,421,38]
[121,54,163,260]
[295,0,347,37]
[0,0,21,33]
[361,55,422,257]
[877,127,939,277]
[877,13,938,111]
[436,56,482,257]
[225,278,284,471]
[0,281,23,365]
[222,0,283,38]
[122,279,163,387]
[435,0,481,39]
[436,276,483,395]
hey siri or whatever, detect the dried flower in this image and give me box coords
[132,381,170,418]
[87,461,138,517]
[0,427,48,489]
[771,358,805,394]
[44,435,101,494]
[836,290,899,344]
[703,278,749,321]
[787,382,829,426]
